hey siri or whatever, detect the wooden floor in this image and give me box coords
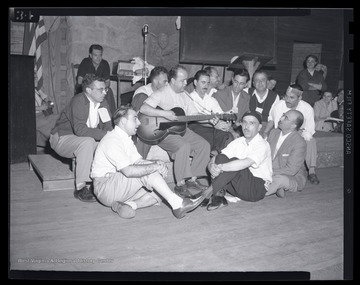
[9,162,344,280]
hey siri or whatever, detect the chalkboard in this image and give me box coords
[179,16,277,66]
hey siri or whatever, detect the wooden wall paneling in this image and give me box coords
[270,10,343,96]
[290,43,322,83]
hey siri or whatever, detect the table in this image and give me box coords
[110,74,145,107]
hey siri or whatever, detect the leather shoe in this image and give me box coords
[174,184,195,198]
[111,201,136,219]
[217,188,226,197]
[185,179,208,191]
[275,188,285,198]
[308,173,320,184]
[200,198,210,207]
[207,195,228,211]
[173,185,213,219]
[74,185,97,202]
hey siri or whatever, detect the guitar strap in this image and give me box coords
[184,90,213,115]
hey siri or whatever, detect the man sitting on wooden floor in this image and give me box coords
[91,106,212,219]
[264,84,320,185]
[266,110,307,198]
[205,111,273,210]
[49,74,113,202]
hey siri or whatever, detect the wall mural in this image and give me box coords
[148,32,178,70]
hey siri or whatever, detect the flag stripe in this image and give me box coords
[23,16,47,90]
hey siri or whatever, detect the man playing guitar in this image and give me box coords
[139,65,212,198]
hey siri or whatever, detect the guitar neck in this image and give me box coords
[176,114,215,122]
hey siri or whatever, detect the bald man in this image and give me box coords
[266,110,307,198]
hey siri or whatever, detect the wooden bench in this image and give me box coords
[314,131,343,168]
[28,154,75,191]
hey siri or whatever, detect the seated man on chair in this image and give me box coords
[91,106,212,219]
[248,69,280,138]
[185,66,225,96]
[266,110,307,198]
[131,66,169,159]
[187,69,234,156]
[139,65,211,199]
[50,74,113,202]
[213,68,251,138]
[76,44,116,114]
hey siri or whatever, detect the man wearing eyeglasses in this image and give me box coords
[265,110,307,198]
[76,44,116,114]
[263,83,320,185]
[50,74,113,202]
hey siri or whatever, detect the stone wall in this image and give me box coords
[68,16,181,96]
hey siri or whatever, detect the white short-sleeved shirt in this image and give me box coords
[189,90,224,115]
[144,84,198,115]
[221,133,273,183]
[271,100,315,136]
[91,126,142,178]
[133,83,154,98]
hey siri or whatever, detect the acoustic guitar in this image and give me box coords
[137,107,237,145]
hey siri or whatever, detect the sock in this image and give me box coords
[168,194,183,209]
[189,177,197,182]
[177,180,185,187]
[76,182,86,190]
[124,201,138,210]
[309,167,316,174]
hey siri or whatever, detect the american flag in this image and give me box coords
[23,15,47,91]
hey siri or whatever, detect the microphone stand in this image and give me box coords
[143,25,148,85]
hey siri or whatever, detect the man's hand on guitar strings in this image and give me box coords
[209,114,220,126]
[215,120,231,132]
[163,110,178,121]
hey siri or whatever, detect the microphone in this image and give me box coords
[142,24,149,36]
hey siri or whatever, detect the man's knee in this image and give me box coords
[272,174,298,192]
[78,137,97,151]
[272,174,290,188]
[141,172,163,188]
[177,141,191,154]
[215,154,236,164]
[203,140,211,152]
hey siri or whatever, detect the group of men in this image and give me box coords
[47,44,321,220]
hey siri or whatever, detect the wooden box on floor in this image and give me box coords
[28,154,74,191]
